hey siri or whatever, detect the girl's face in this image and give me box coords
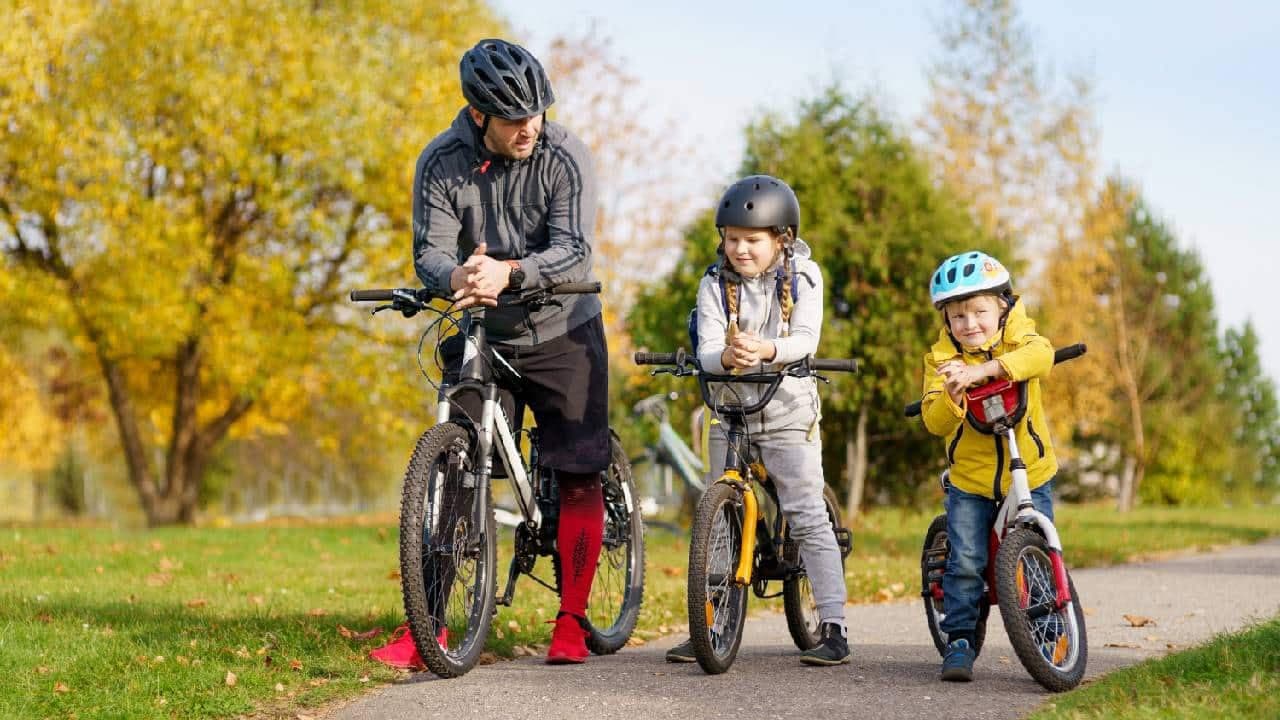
[722,226,783,277]
[943,294,1005,348]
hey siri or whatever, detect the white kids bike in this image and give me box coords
[906,343,1088,692]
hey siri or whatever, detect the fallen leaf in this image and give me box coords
[874,587,895,602]
[158,557,179,571]
[146,573,173,587]
[54,682,70,694]
[1104,642,1142,649]
[1123,614,1155,627]
[377,528,389,542]
[290,659,303,671]
[660,566,683,577]
[507,620,521,632]
[235,646,251,659]
[307,678,328,687]
[96,566,104,574]
[478,652,499,665]
[889,582,905,594]
[149,540,165,551]
[297,714,316,720]
[248,595,265,605]
[186,598,209,608]
[358,674,370,683]
[224,671,237,687]
[36,666,51,675]
[626,636,647,647]
[386,570,401,581]
[275,683,285,692]
[307,608,327,617]
[35,612,53,624]
[1083,607,1096,616]
[1145,635,1160,642]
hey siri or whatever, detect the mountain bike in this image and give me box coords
[635,349,856,674]
[629,391,706,526]
[351,283,645,678]
[907,343,1088,692]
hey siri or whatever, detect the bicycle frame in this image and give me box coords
[631,393,707,507]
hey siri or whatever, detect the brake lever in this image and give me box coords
[371,304,394,315]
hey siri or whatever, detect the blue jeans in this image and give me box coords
[939,480,1055,639]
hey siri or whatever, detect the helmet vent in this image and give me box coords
[745,202,755,210]
[947,267,957,283]
[933,271,942,286]
[963,263,976,277]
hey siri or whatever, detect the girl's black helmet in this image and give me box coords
[459,39,555,120]
[714,174,801,237]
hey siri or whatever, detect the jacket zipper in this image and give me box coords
[992,434,1005,501]
[1027,419,1045,459]
[947,423,964,466]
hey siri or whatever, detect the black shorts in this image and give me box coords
[440,314,611,474]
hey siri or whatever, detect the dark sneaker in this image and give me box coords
[664,638,696,663]
[799,623,850,666]
[941,638,976,682]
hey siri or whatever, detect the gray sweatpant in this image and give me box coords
[706,426,847,626]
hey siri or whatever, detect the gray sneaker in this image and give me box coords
[799,623,850,666]
[664,638,696,663]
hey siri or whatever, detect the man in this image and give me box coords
[369,38,609,668]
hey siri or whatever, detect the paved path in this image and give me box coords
[327,539,1280,720]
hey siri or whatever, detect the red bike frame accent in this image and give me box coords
[1049,549,1072,608]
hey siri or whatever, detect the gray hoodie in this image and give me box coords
[695,238,824,434]
[412,109,600,345]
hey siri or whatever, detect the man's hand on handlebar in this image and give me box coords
[449,242,511,309]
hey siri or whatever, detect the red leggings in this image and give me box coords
[556,471,603,618]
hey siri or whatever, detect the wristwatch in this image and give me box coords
[505,260,525,290]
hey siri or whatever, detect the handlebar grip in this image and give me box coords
[350,289,396,302]
[634,352,678,366]
[551,281,602,295]
[904,401,922,418]
[1054,343,1087,364]
[811,358,859,373]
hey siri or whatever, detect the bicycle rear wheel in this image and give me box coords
[400,422,497,678]
[782,486,845,650]
[921,513,988,657]
[994,528,1088,691]
[585,433,646,654]
[687,481,748,674]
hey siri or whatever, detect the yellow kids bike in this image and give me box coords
[635,350,856,674]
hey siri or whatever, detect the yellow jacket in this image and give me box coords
[920,301,1057,499]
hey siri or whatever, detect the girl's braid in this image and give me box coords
[724,278,740,344]
[778,235,795,337]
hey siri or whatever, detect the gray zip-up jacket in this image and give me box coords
[695,239,824,434]
[412,108,600,345]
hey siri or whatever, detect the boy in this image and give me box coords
[919,251,1057,681]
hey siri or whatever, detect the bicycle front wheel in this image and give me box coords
[399,422,497,679]
[687,481,748,674]
[994,528,1088,691]
[585,433,647,654]
[782,486,845,650]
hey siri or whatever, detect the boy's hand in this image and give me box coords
[937,359,1004,402]
[724,331,776,368]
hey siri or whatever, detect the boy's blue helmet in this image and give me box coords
[929,251,1012,309]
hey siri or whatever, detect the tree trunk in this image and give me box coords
[844,406,868,522]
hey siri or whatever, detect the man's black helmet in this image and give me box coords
[714,174,801,236]
[459,39,555,120]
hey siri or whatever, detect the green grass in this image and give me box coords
[1,503,1277,718]
[1029,616,1280,720]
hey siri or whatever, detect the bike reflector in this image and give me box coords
[964,379,1028,434]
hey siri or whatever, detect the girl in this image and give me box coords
[666,174,850,666]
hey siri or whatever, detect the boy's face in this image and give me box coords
[722,226,782,278]
[943,294,1005,348]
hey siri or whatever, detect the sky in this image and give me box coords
[491,0,1280,382]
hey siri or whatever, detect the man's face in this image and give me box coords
[469,108,542,160]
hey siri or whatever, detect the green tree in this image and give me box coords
[0,0,501,525]
[629,87,1002,516]
[1222,321,1280,500]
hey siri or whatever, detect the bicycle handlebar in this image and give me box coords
[348,282,602,313]
[904,343,1087,418]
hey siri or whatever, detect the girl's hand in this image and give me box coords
[726,332,776,368]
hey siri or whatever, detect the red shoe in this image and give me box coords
[546,613,590,665]
[369,624,425,670]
